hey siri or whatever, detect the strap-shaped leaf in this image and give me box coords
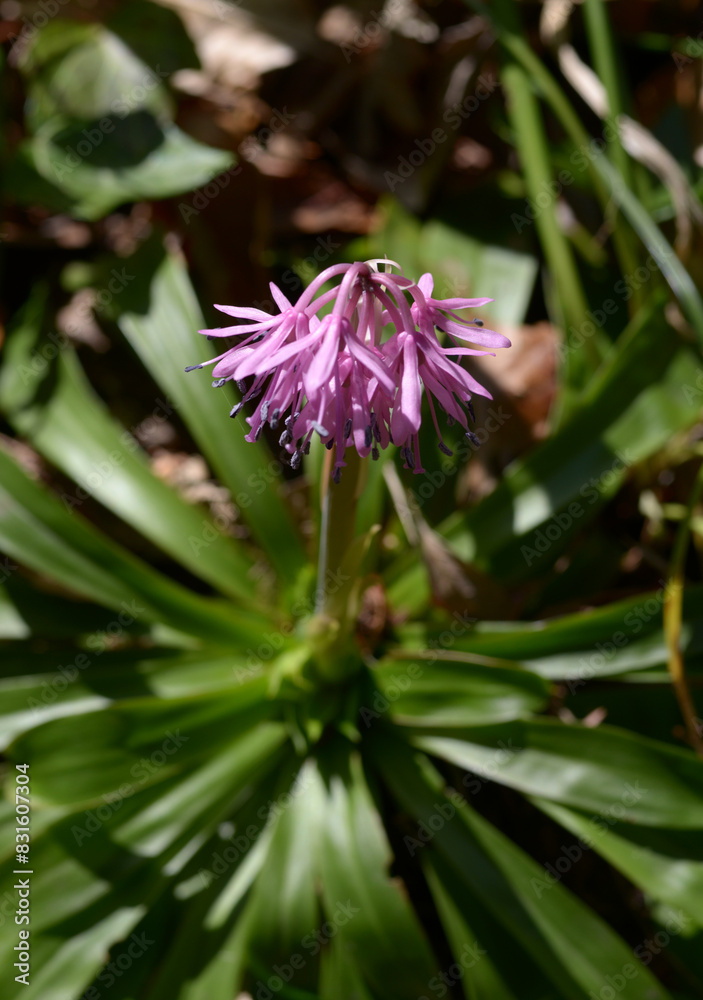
[535,797,703,925]
[372,732,672,1000]
[414,718,703,828]
[113,236,307,582]
[0,447,270,645]
[373,656,550,727]
[2,907,144,1000]
[242,757,322,993]
[425,859,531,1000]
[112,723,288,856]
[0,288,257,604]
[311,742,439,1000]
[396,584,703,682]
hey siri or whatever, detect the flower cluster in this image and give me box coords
[187,260,510,480]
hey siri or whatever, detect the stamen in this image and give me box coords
[344,418,353,439]
[254,424,263,441]
[472,319,484,327]
[184,364,204,372]
[270,408,280,430]
[325,440,335,450]
[332,466,342,483]
[467,399,475,422]
[364,425,372,448]
[212,378,227,388]
[236,379,248,393]
[290,450,302,470]
[303,441,311,455]
[279,429,292,446]
[230,402,244,418]
[311,421,329,437]
[372,447,379,460]
[438,442,453,456]
[260,401,269,423]
[465,430,481,447]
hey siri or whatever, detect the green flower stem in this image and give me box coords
[310,448,368,682]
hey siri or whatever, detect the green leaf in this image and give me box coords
[372,733,672,1000]
[396,584,703,682]
[19,117,233,220]
[112,723,289,856]
[113,235,307,583]
[7,682,277,806]
[414,719,703,828]
[244,758,321,991]
[0,645,273,751]
[19,21,171,128]
[106,0,200,77]
[3,907,145,1000]
[535,797,703,926]
[590,154,703,345]
[0,287,257,605]
[373,657,550,727]
[0,447,270,645]
[312,741,439,1000]
[425,860,529,1000]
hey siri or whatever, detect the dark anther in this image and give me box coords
[467,399,475,422]
[344,418,353,439]
[311,421,329,437]
[303,441,311,455]
[270,408,280,430]
[230,403,244,418]
[364,425,373,448]
[184,364,203,372]
[332,467,342,484]
[325,440,335,450]
[372,447,380,460]
[290,450,302,470]
[260,401,269,423]
[465,430,481,447]
[279,430,292,446]
[212,378,227,388]
[438,442,453,456]
[236,379,248,394]
[446,415,455,426]
[472,319,484,327]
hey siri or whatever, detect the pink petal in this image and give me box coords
[345,332,395,395]
[270,283,292,312]
[306,315,343,389]
[214,304,273,320]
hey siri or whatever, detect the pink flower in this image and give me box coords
[187,261,510,479]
